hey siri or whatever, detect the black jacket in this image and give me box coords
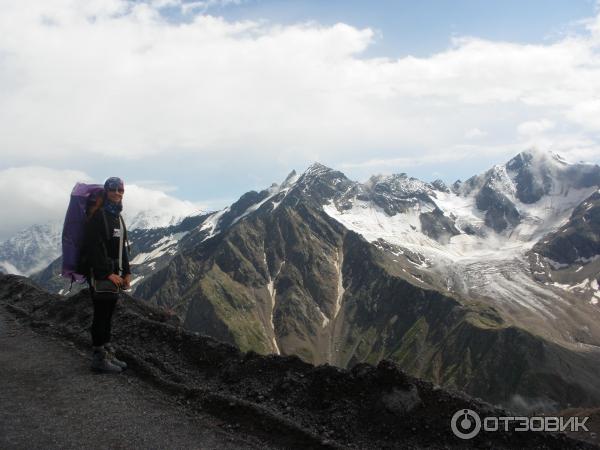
[83,208,131,280]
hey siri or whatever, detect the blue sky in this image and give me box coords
[195,0,597,57]
[1,0,600,238]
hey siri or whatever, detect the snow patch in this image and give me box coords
[319,310,330,327]
[131,231,188,265]
[130,275,145,287]
[264,251,282,354]
[322,183,590,317]
[333,249,345,319]
[0,260,23,276]
[200,208,229,242]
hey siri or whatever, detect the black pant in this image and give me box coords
[90,288,119,347]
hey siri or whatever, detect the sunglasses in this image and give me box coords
[108,188,125,193]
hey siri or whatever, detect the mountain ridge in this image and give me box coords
[28,149,600,411]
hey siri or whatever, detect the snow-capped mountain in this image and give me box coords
[32,149,600,411]
[0,221,63,276]
[454,150,600,232]
[125,209,204,231]
[320,150,600,367]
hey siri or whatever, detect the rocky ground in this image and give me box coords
[0,310,269,449]
[1,273,598,449]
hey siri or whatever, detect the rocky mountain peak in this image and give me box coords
[280,169,298,188]
[506,148,569,172]
[505,148,568,175]
[371,173,434,197]
[0,220,62,276]
[506,150,534,171]
[503,149,600,204]
[303,161,333,176]
[296,162,340,187]
[451,179,462,193]
[460,149,583,200]
[431,179,450,192]
[320,171,437,219]
[291,162,354,204]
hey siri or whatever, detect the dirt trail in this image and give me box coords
[0,310,269,450]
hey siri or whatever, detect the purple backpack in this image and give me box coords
[61,183,104,285]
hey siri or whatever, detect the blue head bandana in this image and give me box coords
[104,177,124,192]
[103,177,124,217]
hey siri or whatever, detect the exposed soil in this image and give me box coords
[1,274,598,449]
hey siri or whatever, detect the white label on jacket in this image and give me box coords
[112,228,122,237]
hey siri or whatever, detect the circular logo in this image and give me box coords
[451,409,482,440]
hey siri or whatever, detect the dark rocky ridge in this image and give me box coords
[533,191,600,265]
[0,273,595,449]
[475,184,521,233]
[419,207,461,243]
[506,151,553,204]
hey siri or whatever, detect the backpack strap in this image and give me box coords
[118,215,124,277]
[120,213,131,254]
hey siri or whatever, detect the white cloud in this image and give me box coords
[0,0,599,203]
[0,166,204,241]
[566,100,600,131]
[128,179,180,193]
[465,128,487,139]
[339,142,524,172]
[517,119,555,136]
[340,151,467,170]
[122,183,205,227]
[0,167,92,240]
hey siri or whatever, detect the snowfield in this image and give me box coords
[323,172,598,324]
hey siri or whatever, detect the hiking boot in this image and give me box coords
[103,342,128,370]
[91,346,122,373]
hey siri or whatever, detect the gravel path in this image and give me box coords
[0,309,270,450]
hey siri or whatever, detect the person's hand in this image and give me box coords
[122,274,131,290]
[107,274,123,288]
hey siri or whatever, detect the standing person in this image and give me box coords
[82,177,131,373]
